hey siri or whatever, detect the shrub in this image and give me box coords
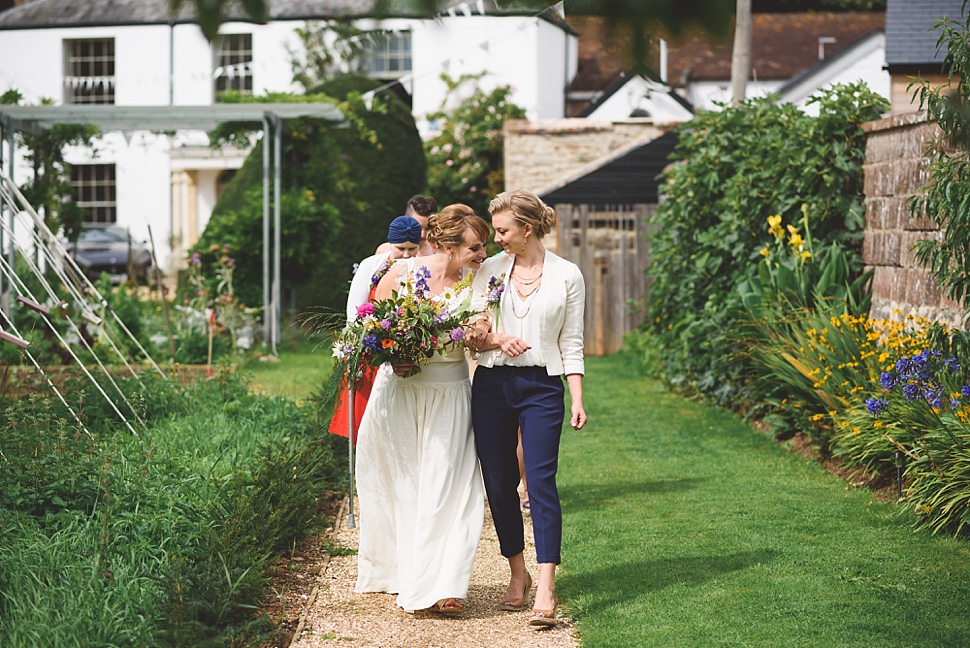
[644,84,887,402]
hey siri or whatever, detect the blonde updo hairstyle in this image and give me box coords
[426,203,490,250]
[487,190,557,239]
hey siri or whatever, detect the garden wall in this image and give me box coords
[861,112,965,326]
[503,119,669,194]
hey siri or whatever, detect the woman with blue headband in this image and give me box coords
[328,215,423,440]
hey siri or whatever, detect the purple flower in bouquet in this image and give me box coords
[380,318,392,330]
[450,328,465,342]
[434,308,451,324]
[487,274,505,310]
[363,333,380,352]
[357,302,375,318]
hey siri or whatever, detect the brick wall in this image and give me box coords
[503,119,667,194]
[861,112,963,325]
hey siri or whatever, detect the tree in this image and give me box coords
[288,21,370,93]
[424,74,526,217]
[0,90,99,242]
[195,76,426,314]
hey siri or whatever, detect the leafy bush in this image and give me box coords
[198,77,426,316]
[644,83,887,402]
[425,74,526,217]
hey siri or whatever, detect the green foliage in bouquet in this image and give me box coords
[332,266,475,381]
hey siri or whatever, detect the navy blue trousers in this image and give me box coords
[472,365,565,564]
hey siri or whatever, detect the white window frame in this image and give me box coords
[64,38,115,105]
[70,164,117,224]
[364,31,412,80]
[214,33,254,98]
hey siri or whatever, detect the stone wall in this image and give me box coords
[861,112,963,325]
[503,118,672,193]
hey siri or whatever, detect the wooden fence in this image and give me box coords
[554,204,654,356]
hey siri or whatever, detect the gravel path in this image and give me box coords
[293,495,578,648]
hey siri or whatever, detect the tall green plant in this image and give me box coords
[645,83,886,401]
[911,3,970,310]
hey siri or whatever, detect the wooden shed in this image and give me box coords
[537,129,679,355]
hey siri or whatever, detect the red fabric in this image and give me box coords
[329,282,380,444]
[328,363,376,444]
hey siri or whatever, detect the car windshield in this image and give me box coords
[77,227,128,244]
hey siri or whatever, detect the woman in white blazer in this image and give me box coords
[468,190,587,627]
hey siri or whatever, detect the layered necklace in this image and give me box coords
[509,263,543,318]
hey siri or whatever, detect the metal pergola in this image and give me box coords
[0,102,345,356]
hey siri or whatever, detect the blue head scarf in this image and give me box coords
[387,215,422,244]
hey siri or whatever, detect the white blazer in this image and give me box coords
[471,250,585,376]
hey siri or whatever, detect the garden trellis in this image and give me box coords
[0,172,153,436]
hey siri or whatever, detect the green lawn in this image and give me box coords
[559,354,970,648]
[242,342,333,400]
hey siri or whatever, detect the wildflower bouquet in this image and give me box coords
[333,266,477,381]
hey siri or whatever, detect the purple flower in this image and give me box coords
[880,372,897,390]
[352,262,360,275]
[962,385,970,399]
[380,319,392,330]
[363,333,380,352]
[866,398,889,416]
[434,308,450,324]
[946,358,961,372]
[903,383,920,401]
[450,328,465,342]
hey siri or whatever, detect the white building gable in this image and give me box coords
[580,74,694,123]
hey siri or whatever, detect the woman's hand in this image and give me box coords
[497,333,531,357]
[465,317,491,351]
[570,401,587,430]
[391,362,415,377]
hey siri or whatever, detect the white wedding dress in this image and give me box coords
[354,264,485,611]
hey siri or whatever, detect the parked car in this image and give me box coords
[69,224,152,285]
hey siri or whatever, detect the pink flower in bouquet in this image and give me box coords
[357,302,375,318]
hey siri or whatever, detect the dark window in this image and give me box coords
[215,34,253,98]
[71,164,117,223]
[364,32,412,79]
[64,39,115,105]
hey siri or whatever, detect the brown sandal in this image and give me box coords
[499,572,533,611]
[426,598,462,615]
[528,595,558,627]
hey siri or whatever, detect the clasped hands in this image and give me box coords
[464,317,530,357]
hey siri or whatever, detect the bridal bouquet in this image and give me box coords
[333,266,477,380]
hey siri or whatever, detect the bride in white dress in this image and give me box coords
[355,204,490,613]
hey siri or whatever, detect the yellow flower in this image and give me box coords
[810,413,824,421]
[874,421,884,428]
[767,215,782,229]
[801,250,811,261]
[852,427,861,435]
[786,224,797,235]
[760,247,770,257]
[789,233,804,248]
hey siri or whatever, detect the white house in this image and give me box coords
[0,0,578,271]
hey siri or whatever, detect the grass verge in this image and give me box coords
[559,353,970,647]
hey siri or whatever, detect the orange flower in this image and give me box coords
[382,339,395,349]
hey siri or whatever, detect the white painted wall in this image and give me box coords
[688,79,785,112]
[779,33,890,116]
[584,76,694,123]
